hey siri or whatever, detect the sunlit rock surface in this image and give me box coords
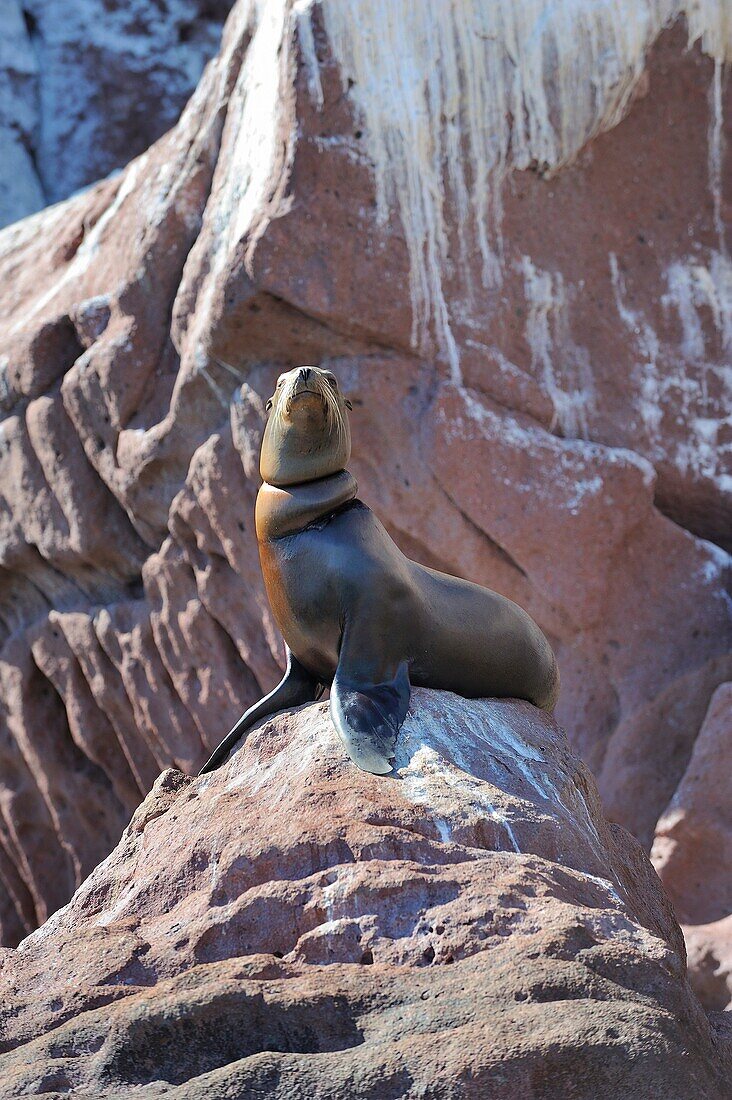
[0,0,729,951]
[0,692,729,1097]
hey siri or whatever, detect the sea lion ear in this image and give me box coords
[265,399,273,411]
[345,400,352,410]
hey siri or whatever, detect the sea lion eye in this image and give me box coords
[265,399,273,411]
[327,377,337,387]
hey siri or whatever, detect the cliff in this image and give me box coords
[0,0,729,1013]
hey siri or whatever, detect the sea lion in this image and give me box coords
[200,365,559,776]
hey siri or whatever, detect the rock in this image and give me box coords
[0,0,730,946]
[652,683,732,1013]
[0,692,728,1097]
[652,683,732,926]
[0,2,44,227]
[684,918,732,1013]
[0,0,234,227]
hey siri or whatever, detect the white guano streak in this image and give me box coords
[520,256,595,437]
[612,245,732,484]
[307,0,731,378]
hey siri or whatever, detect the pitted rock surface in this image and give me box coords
[0,692,729,1097]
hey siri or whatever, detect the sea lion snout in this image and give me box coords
[286,368,328,418]
[268,366,336,415]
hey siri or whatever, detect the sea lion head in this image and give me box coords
[260,365,353,486]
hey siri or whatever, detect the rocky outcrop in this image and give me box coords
[0,0,233,227]
[0,0,729,947]
[0,2,44,227]
[652,683,732,1011]
[684,919,732,1013]
[0,692,729,1097]
[652,683,732,928]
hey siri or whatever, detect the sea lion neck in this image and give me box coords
[255,470,358,541]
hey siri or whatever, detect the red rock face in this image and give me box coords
[0,693,728,1097]
[0,0,728,963]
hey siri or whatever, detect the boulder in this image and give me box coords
[0,0,729,944]
[0,692,728,1097]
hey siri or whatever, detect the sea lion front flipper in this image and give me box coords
[199,649,321,775]
[330,658,410,775]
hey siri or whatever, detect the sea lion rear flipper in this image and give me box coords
[330,659,410,775]
[199,649,321,775]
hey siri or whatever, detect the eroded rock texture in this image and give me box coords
[0,692,729,1097]
[0,0,729,962]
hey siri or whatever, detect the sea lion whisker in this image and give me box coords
[326,386,347,441]
[324,386,343,439]
[321,384,338,431]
